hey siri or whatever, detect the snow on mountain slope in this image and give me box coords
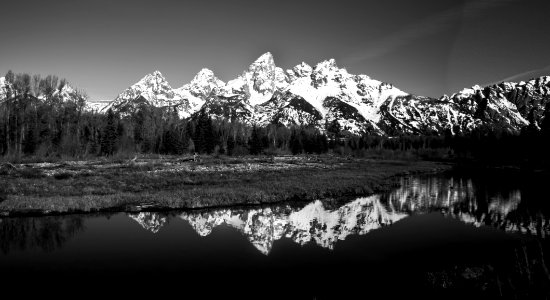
[84,100,111,113]
[105,71,190,117]
[172,68,227,118]
[219,52,289,107]
[116,71,177,104]
[100,53,550,136]
[374,77,550,135]
[0,77,9,101]
[182,68,225,97]
[446,77,550,130]
[273,59,408,134]
[254,91,324,128]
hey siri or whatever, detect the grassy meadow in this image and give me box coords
[0,155,450,216]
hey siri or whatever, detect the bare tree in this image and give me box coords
[39,75,59,100]
[4,70,15,84]
[32,74,41,97]
[13,73,31,97]
[58,78,66,91]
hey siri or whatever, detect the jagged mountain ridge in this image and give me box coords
[4,52,549,136]
[103,53,413,135]
[101,53,550,135]
[444,77,550,130]
[104,71,193,117]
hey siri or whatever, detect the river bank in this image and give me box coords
[0,155,451,217]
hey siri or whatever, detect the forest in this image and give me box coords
[1,70,549,168]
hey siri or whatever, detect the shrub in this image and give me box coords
[0,185,6,202]
[18,168,45,178]
[54,172,74,180]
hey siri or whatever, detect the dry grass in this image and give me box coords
[0,155,450,216]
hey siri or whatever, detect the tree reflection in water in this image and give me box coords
[0,215,85,254]
[0,173,549,297]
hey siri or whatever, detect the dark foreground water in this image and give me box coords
[1,172,549,298]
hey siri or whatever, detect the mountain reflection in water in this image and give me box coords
[126,175,548,255]
[2,173,549,297]
[1,174,547,255]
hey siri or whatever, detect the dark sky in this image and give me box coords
[1,0,549,100]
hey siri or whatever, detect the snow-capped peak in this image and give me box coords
[218,52,285,106]
[137,71,169,89]
[315,58,338,71]
[287,62,313,80]
[104,70,180,113]
[251,52,274,68]
[184,68,225,97]
[246,56,281,105]
[195,68,216,79]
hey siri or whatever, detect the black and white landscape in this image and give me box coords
[1,0,550,298]
[78,52,548,136]
[5,52,549,136]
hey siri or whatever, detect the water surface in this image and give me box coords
[1,172,549,297]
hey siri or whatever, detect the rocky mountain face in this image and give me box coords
[103,71,191,116]
[84,100,111,112]
[394,76,550,135]
[444,77,550,131]
[98,53,414,134]
[5,52,546,136]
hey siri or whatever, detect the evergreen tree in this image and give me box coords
[227,133,235,156]
[326,119,341,138]
[204,116,216,154]
[195,112,215,154]
[5,70,15,84]
[315,133,328,154]
[249,126,263,155]
[100,109,118,155]
[23,121,38,155]
[541,103,550,136]
[162,126,184,155]
[290,129,302,155]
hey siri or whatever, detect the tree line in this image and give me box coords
[1,70,549,166]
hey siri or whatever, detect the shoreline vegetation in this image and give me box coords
[0,155,450,217]
[1,70,548,218]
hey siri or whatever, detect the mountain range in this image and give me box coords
[3,52,550,136]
